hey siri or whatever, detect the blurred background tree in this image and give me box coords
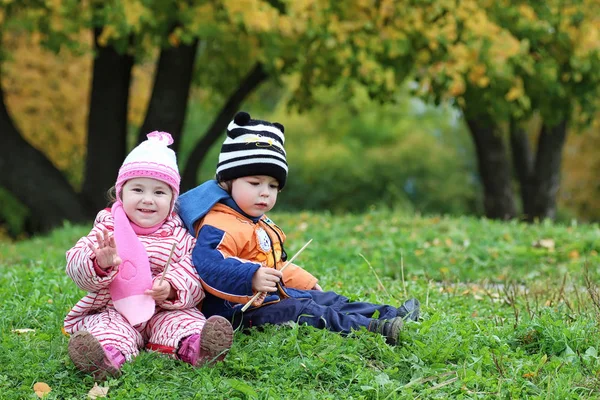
[0,0,598,239]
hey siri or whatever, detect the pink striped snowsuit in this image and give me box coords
[64,209,206,360]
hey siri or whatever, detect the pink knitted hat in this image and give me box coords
[115,131,180,208]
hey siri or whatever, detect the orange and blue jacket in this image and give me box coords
[178,180,317,318]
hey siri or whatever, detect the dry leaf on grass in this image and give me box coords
[33,382,51,398]
[569,250,580,259]
[12,328,35,334]
[88,382,109,399]
[532,239,555,250]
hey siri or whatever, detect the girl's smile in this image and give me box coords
[121,178,173,227]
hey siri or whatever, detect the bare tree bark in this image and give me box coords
[509,119,535,218]
[510,119,568,221]
[0,64,88,233]
[466,118,517,220]
[528,120,568,220]
[81,28,133,211]
[180,63,268,190]
[138,39,199,152]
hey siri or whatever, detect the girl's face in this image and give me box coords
[231,175,279,218]
[121,178,173,227]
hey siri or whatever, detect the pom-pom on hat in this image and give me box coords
[216,111,288,188]
[115,131,180,207]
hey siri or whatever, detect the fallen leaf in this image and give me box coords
[522,372,536,379]
[88,383,109,399]
[12,328,35,334]
[61,327,70,337]
[353,225,365,232]
[569,250,580,259]
[33,382,51,398]
[533,239,555,250]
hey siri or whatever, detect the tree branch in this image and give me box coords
[180,63,268,190]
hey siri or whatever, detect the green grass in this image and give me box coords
[1,210,600,399]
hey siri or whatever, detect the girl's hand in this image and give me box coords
[312,283,323,291]
[145,279,175,302]
[252,267,283,292]
[88,229,121,270]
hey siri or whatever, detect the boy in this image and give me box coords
[178,112,419,345]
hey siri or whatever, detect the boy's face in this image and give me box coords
[231,175,279,217]
[121,177,173,227]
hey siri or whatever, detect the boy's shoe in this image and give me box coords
[397,298,420,321]
[178,315,234,367]
[68,331,124,380]
[368,317,404,345]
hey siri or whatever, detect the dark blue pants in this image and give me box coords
[231,290,399,335]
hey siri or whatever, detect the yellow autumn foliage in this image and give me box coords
[1,32,154,188]
[2,32,90,187]
[123,0,148,32]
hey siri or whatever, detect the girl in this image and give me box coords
[65,132,233,380]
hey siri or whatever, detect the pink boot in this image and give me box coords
[178,316,233,367]
[68,331,125,380]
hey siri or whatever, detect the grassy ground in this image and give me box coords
[1,210,600,399]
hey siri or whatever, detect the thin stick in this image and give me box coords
[359,253,393,301]
[400,251,407,299]
[241,239,313,312]
[158,243,177,286]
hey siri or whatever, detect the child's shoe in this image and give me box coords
[178,315,233,367]
[397,298,420,321]
[68,331,124,380]
[368,317,404,345]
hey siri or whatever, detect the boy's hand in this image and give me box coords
[252,267,283,292]
[88,229,122,269]
[312,283,323,291]
[145,279,175,302]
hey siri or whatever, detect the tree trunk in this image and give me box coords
[0,65,88,233]
[528,120,568,221]
[180,63,268,191]
[509,119,535,218]
[466,118,517,220]
[137,40,199,152]
[81,28,133,211]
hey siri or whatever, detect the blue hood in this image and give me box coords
[177,180,230,233]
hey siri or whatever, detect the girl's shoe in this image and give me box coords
[68,331,124,380]
[178,316,233,367]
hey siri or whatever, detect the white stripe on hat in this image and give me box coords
[216,157,289,173]
[226,122,285,142]
[222,134,286,152]
[219,148,287,163]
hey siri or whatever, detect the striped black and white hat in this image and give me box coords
[216,111,288,188]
